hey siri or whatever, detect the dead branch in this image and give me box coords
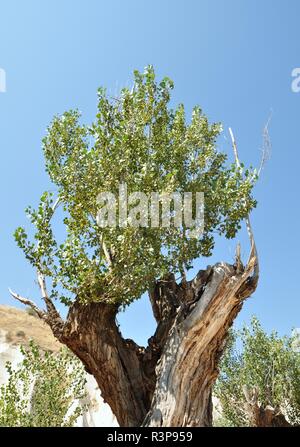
[228,128,259,282]
[8,288,46,320]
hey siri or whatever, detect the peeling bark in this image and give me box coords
[144,256,258,427]
[10,240,259,427]
[48,302,150,427]
[20,249,256,427]
[242,386,292,427]
[248,404,292,427]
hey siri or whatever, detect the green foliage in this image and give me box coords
[0,341,86,427]
[14,66,257,305]
[214,317,300,426]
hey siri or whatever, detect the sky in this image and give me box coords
[0,0,299,346]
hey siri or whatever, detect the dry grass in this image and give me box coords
[0,305,61,352]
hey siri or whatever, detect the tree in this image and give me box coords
[0,342,86,427]
[214,317,300,427]
[10,66,259,427]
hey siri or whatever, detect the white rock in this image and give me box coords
[0,328,118,427]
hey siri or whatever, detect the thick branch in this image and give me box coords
[36,272,64,334]
[144,251,258,426]
[228,127,259,284]
[59,300,150,426]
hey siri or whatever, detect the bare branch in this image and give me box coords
[9,284,64,340]
[51,197,60,214]
[8,288,46,321]
[258,112,272,177]
[37,271,62,322]
[235,242,243,273]
[228,127,241,169]
[37,271,48,299]
[228,128,259,281]
[100,234,113,268]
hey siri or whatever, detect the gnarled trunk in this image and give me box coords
[242,387,292,427]
[144,261,257,426]
[37,248,258,427]
[10,212,259,427]
[249,405,292,427]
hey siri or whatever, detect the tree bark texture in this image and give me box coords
[37,248,258,427]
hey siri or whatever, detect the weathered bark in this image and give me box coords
[20,250,256,427]
[242,386,292,427]
[44,301,150,426]
[143,256,258,426]
[10,238,259,427]
[44,274,184,426]
[249,405,292,427]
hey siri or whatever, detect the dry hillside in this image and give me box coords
[0,305,61,352]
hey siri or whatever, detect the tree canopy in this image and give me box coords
[14,66,257,306]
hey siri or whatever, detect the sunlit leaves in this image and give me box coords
[0,342,86,427]
[214,317,300,426]
[15,66,257,305]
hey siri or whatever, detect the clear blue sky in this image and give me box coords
[0,0,299,346]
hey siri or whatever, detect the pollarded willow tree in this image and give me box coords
[11,67,260,427]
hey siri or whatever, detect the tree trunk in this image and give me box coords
[144,260,258,427]
[250,405,292,427]
[242,387,292,427]
[11,218,258,427]
[40,247,258,427]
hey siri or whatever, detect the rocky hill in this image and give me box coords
[0,305,61,351]
[0,305,118,427]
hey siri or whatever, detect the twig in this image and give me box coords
[258,112,272,177]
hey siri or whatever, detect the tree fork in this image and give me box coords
[9,239,258,426]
